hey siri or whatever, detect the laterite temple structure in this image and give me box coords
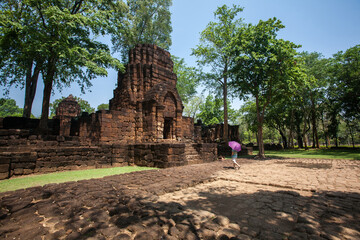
[0,44,222,180]
[78,44,193,144]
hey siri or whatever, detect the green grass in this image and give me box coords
[0,166,157,193]
[254,148,360,160]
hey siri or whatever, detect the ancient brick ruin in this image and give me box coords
[0,44,222,180]
[76,44,192,144]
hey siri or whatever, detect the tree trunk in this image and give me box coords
[296,122,303,148]
[347,122,355,148]
[23,62,41,118]
[321,114,329,148]
[279,128,288,149]
[255,96,265,158]
[311,99,319,148]
[38,57,56,132]
[223,66,228,143]
[335,136,339,147]
[303,119,310,150]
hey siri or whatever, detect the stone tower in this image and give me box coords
[109,44,184,142]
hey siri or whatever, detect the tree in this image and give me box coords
[111,0,172,62]
[197,95,224,125]
[192,4,244,142]
[299,52,329,148]
[332,45,360,120]
[231,18,304,158]
[0,1,44,118]
[97,103,109,111]
[0,98,23,117]
[264,98,292,149]
[49,96,95,118]
[1,1,125,131]
[172,55,199,104]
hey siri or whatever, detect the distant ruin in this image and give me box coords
[1,44,229,180]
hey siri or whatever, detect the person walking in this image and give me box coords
[231,149,241,170]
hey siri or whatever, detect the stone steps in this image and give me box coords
[184,144,201,164]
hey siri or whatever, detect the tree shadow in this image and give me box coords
[173,188,360,239]
[1,171,359,239]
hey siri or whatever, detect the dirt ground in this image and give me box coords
[0,158,359,240]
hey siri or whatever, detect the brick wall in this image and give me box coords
[0,129,218,180]
[182,117,194,140]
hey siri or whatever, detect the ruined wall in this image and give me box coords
[182,117,194,140]
[0,128,218,180]
[78,110,136,144]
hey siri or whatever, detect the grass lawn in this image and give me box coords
[254,148,360,160]
[0,166,156,193]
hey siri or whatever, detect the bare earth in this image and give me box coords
[0,158,359,239]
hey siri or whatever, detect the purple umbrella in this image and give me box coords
[228,141,241,152]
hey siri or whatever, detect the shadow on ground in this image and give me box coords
[0,160,359,239]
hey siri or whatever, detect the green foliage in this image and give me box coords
[0,98,23,117]
[196,95,240,125]
[230,17,303,156]
[192,4,243,96]
[97,103,109,111]
[49,96,95,117]
[183,95,204,119]
[112,0,173,62]
[172,55,199,104]
[331,45,360,120]
[192,4,244,141]
[197,95,223,125]
[0,0,126,125]
[0,166,157,193]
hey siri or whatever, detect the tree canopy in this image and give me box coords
[192,4,244,142]
[0,98,23,118]
[230,17,304,157]
[111,0,172,62]
[0,0,126,130]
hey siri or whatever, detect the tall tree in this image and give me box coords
[231,18,304,158]
[1,1,126,130]
[331,45,360,120]
[192,4,243,142]
[34,1,124,132]
[299,52,329,148]
[0,1,44,118]
[111,0,173,62]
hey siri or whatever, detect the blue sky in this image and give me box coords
[2,0,360,117]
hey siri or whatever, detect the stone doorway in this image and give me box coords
[163,117,174,139]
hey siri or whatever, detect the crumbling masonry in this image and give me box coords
[0,44,218,179]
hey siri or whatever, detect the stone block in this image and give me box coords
[0,172,9,180]
[0,164,9,172]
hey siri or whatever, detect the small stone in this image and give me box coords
[213,216,230,227]
[169,226,180,237]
